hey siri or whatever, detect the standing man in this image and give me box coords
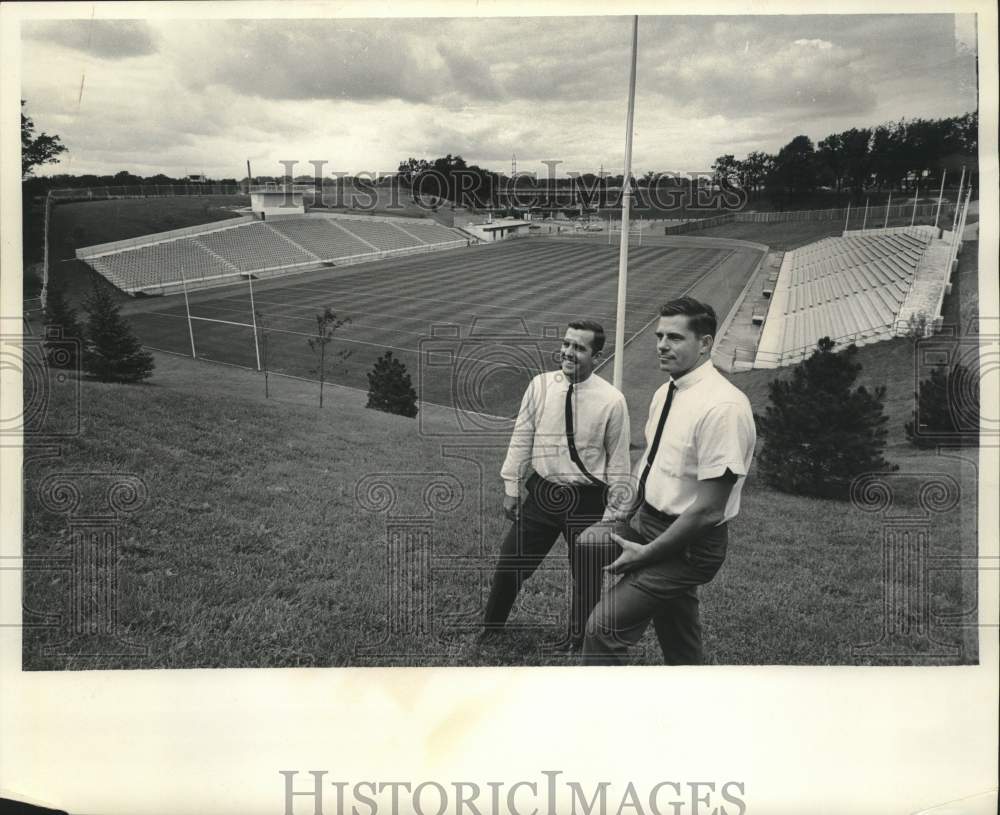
[581,296,756,665]
[481,320,631,651]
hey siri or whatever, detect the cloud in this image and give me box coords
[24,20,157,59]
[651,34,877,118]
[437,43,504,101]
[175,20,447,103]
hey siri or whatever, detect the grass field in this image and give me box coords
[121,237,761,417]
[51,195,249,251]
[22,346,977,669]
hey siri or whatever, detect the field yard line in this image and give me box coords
[145,345,514,422]
[142,317,551,372]
[218,252,714,320]
[155,288,649,350]
[259,264,709,313]
[246,247,638,314]
[142,250,734,353]
[234,241,676,301]
[251,285,614,322]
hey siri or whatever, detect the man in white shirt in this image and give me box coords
[581,296,756,665]
[481,320,632,651]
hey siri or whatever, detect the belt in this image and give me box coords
[639,501,679,524]
[527,472,604,493]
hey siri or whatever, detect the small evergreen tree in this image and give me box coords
[905,363,979,447]
[42,285,85,369]
[366,351,418,418]
[82,282,154,382]
[755,337,895,498]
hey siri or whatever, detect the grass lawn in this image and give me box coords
[22,347,977,669]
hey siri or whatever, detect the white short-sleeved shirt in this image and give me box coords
[641,359,756,523]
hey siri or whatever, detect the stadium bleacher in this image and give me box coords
[336,218,424,252]
[754,228,935,367]
[266,217,373,259]
[77,214,468,294]
[91,238,236,289]
[194,222,317,272]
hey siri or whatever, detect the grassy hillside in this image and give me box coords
[22,343,977,669]
[50,195,248,255]
[689,220,850,251]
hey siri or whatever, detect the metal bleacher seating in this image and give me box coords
[78,214,469,294]
[266,217,373,259]
[755,230,933,366]
[93,238,235,288]
[194,222,317,272]
[336,219,423,252]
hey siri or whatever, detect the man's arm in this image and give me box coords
[606,471,736,574]
[600,396,632,522]
[499,378,538,514]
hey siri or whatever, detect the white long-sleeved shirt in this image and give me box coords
[641,360,756,523]
[501,370,631,514]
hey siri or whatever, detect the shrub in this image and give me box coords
[42,285,85,369]
[905,363,979,447]
[82,282,154,383]
[366,351,418,418]
[755,337,896,498]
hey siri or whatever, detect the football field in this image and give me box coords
[126,237,756,416]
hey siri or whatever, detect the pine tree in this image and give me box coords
[905,364,979,447]
[42,285,85,369]
[755,337,895,498]
[366,351,418,418]
[82,282,154,383]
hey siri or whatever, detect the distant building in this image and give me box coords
[250,187,305,219]
[463,217,531,242]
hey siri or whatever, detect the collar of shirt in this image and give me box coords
[669,358,715,391]
[554,370,601,392]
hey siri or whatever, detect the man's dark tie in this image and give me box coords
[634,381,676,509]
[565,382,604,486]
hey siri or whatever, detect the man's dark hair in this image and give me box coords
[567,319,606,354]
[659,296,717,338]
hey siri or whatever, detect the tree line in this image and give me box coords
[711,112,977,203]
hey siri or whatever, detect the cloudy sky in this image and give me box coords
[20,13,978,179]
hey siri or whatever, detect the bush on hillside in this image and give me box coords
[905,363,979,448]
[366,351,418,418]
[42,284,85,369]
[755,337,896,499]
[82,282,154,383]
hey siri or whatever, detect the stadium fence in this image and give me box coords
[664,203,952,234]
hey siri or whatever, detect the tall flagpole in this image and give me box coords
[613,15,639,392]
[911,184,919,226]
[862,197,869,230]
[883,191,892,228]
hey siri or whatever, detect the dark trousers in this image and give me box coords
[483,474,614,642]
[581,504,728,665]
